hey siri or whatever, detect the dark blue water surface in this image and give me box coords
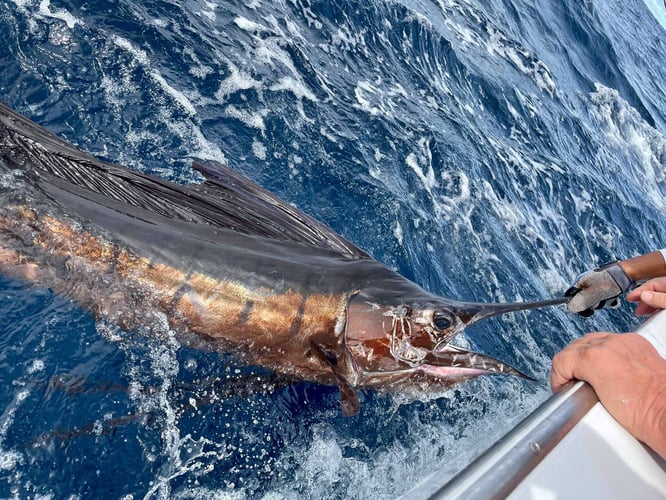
[1,0,665,497]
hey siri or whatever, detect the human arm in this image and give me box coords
[620,251,666,282]
[551,332,666,459]
[567,250,666,315]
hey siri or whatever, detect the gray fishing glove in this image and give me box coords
[565,262,635,317]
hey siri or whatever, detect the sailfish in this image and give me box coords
[0,100,564,415]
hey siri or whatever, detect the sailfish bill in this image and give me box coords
[0,100,561,415]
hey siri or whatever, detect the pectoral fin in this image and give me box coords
[335,373,360,416]
[311,341,360,416]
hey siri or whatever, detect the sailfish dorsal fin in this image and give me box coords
[0,100,369,259]
[191,160,370,259]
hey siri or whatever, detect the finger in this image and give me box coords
[634,302,657,317]
[550,348,579,392]
[633,292,665,316]
[639,290,666,311]
[627,277,666,302]
[627,285,651,302]
[626,288,642,302]
[550,333,599,392]
[551,332,615,391]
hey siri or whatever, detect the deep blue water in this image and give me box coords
[0,0,665,497]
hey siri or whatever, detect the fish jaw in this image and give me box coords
[343,297,532,391]
[345,345,532,391]
[421,345,532,380]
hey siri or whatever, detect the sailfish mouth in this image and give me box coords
[417,297,570,380]
[421,345,534,380]
[345,294,566,383]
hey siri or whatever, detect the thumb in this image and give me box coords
[640,290,666,310]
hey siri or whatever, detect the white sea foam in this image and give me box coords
[0,387,30,476]
[27,359,45,374]
[430,1,557,96]
[270,76,318,102]
[571,189,593,214]
[234,16,267,33]
[514,88,540,119]
[172,488,244,499]
[294,426,344,491]
[199,1,217,22]
[588,83,666,209]
[0,449,22,471]
[354,80,382,116]
[111,35,197,116]
[485,26,556,96]
[368,161,382,180]
[539,267,569,297]
[125,129,162,149]
[224,104,268,133]
[264,380,549,499]
[101,47,226,165]
[353,78,412,118]
[152,18,168,28]
[319,125,339,145]
[215,58,262,101]
[479,178,527,232]
[406,139,438,192]
[331,24,366,51]
[100,75,124,107]
[161,111,227,162]
[233,24,324,108]
[253,39,300,83]
[10,0,80,32]
[184,48,214,79]
[38,0,80,29]
[252,139,267,160]
[403,137,476,227]
[440,169,471,214]
[394,220,404,245]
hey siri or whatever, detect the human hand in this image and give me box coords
[551,332,666,458]
[626,277,666,317]
[565,263,633,316]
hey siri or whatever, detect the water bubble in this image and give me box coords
[184,358,198,372]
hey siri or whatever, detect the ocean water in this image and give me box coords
[0,0,665,497]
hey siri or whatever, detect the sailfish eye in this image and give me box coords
[433,314,452,331]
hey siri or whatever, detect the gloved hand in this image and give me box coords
[565,262,635,317]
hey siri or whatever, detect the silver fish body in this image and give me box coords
[0,100,544,415]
